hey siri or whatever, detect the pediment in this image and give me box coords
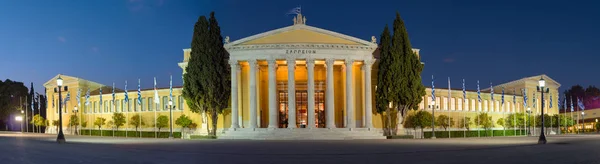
[225,24,377,48]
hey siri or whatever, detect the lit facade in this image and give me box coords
[44,14,563,138]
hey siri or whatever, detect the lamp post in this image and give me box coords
[166,100,175,139]
[536,77,549,144]
[525,108,531,136]
[73,106,78,135]
[16,115,23,133]
[429,101,439,139]
[55,76,67,143]
[581,112,585,133]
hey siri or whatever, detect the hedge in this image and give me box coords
[190,135,218,139]
[386,135,414,139]
[423,129,528,138]
[80,129,181,138]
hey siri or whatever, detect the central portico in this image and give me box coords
[224,14,378,134]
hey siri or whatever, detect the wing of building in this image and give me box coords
[44,13,563,139]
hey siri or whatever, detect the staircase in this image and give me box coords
[219,128,386,140]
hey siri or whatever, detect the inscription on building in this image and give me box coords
[285,49,317,54]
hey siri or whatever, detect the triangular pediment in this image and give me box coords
[226,24,377,47]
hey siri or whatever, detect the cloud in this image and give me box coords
[91,47,99,53]
[57,36,66,43]
[443,58,455,63]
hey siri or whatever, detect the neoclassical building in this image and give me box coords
[44,14,561,139]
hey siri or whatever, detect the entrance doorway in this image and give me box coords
[277,89,325,128]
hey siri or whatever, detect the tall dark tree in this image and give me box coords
[375,25,394,135]
[0,79,28,130]
[183,12,230,136]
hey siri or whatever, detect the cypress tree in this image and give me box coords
[182,12,230,136]
[183,15,210,134]
[375,25,393,136]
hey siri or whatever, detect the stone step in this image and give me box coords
[219,128,385,140]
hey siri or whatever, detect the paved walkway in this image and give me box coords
[1,132,599,164]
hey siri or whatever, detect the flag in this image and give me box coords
[577,97,585,110]
[431,75,435,103]
[99,87,103,106]
[477,80,481,102]
[513,89,516,105]
[52,93,55,108]
[570,96,574,112]
[77,88,81,106]
[169,75,173,103]
[64,91,71,105]
[137,79,142,105]
[501,87,505,106]
[490,82,494,101]
[124,81,129,103]
[563,94,567,110]
[448,77,451,109]
[533,92,537,108]
[522,89,528,107]
[286,6,301,15]
[154,77,160,104]
[462,79,466,103]
[112,82,115,104]
[85,88,90,106]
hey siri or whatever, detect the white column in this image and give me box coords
[229,60,240,129]
[287,58,297,128]
[267,59,278,128]
[325,58,336,128]
[306,58,316,128]
[248,59,258,129]
[345,58,355,128]
[363,59,374,129]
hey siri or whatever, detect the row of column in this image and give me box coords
[229,58,375,129]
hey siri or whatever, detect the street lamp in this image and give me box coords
[536,76,549,144]
[166,100,175,139]
[581,112,585,133]
[54,75,68,143]
[526,107,531,136]
[429,101,439,139]
[15,116,23,133]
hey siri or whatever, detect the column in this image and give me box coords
[363,59,374,129]
[267,59,278,128]
[248,59,258,129]
[229,60,240,129]
[287,58,297,128]
[345,58,355,128]
[306,58,316,128]
[325,58,336,128]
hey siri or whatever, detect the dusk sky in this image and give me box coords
[1,0,598,95]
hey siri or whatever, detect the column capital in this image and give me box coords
[248,59,258,67]
[306,58,315,68]
[228,60,238,66]
[325,58,335,68]
[286,57,296,63]
[363,59,376,66]
[267,58,277,66]
[345,58,354,66]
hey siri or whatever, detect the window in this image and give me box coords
[442,97,448,110]
[93,101,97,113]
[495,101,500,112]
[163,96,168,111]
[450,98,456,110]
[134,101,137,112]
[116,100,121,112]
[147,97,153,111]
[435,97,441,110]
[141,98,145,111]
[179,96,184,110]
[483,100,488,111]
[110,101,113,113]
[104,101,108,113]
[457,98,462,111]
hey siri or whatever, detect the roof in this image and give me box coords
[89,86,183,96]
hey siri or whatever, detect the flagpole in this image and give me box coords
[462,79,466,138]
[448,77,451,139]
[154,77,158,138]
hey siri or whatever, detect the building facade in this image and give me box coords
[44,14,563,139]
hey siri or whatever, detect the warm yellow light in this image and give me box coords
[15,116,22,121]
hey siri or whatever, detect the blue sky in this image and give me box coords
[1,0,598,94]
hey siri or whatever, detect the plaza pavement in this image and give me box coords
[1,132,599,164]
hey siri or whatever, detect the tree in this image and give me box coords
[175,114,193,135]
[474,113,494,133]
[402,113,416,131]
[81,121,87,129]
[459,117,472,131]
[94,117,106,130]
[52,120,59,128]
[436,115,454,131]
[497,118,505,130]
[0,79,28,130]
[106,120,114,130]
[414,110,432,138]
[112,113,126,131]
[69,114,79,134]
[375,12,425,136]
[156,115,169,132]
[129,115,145,131]
[183,12,230,136]
[596,122,600,133]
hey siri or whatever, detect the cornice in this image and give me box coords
[225,43,376,52]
